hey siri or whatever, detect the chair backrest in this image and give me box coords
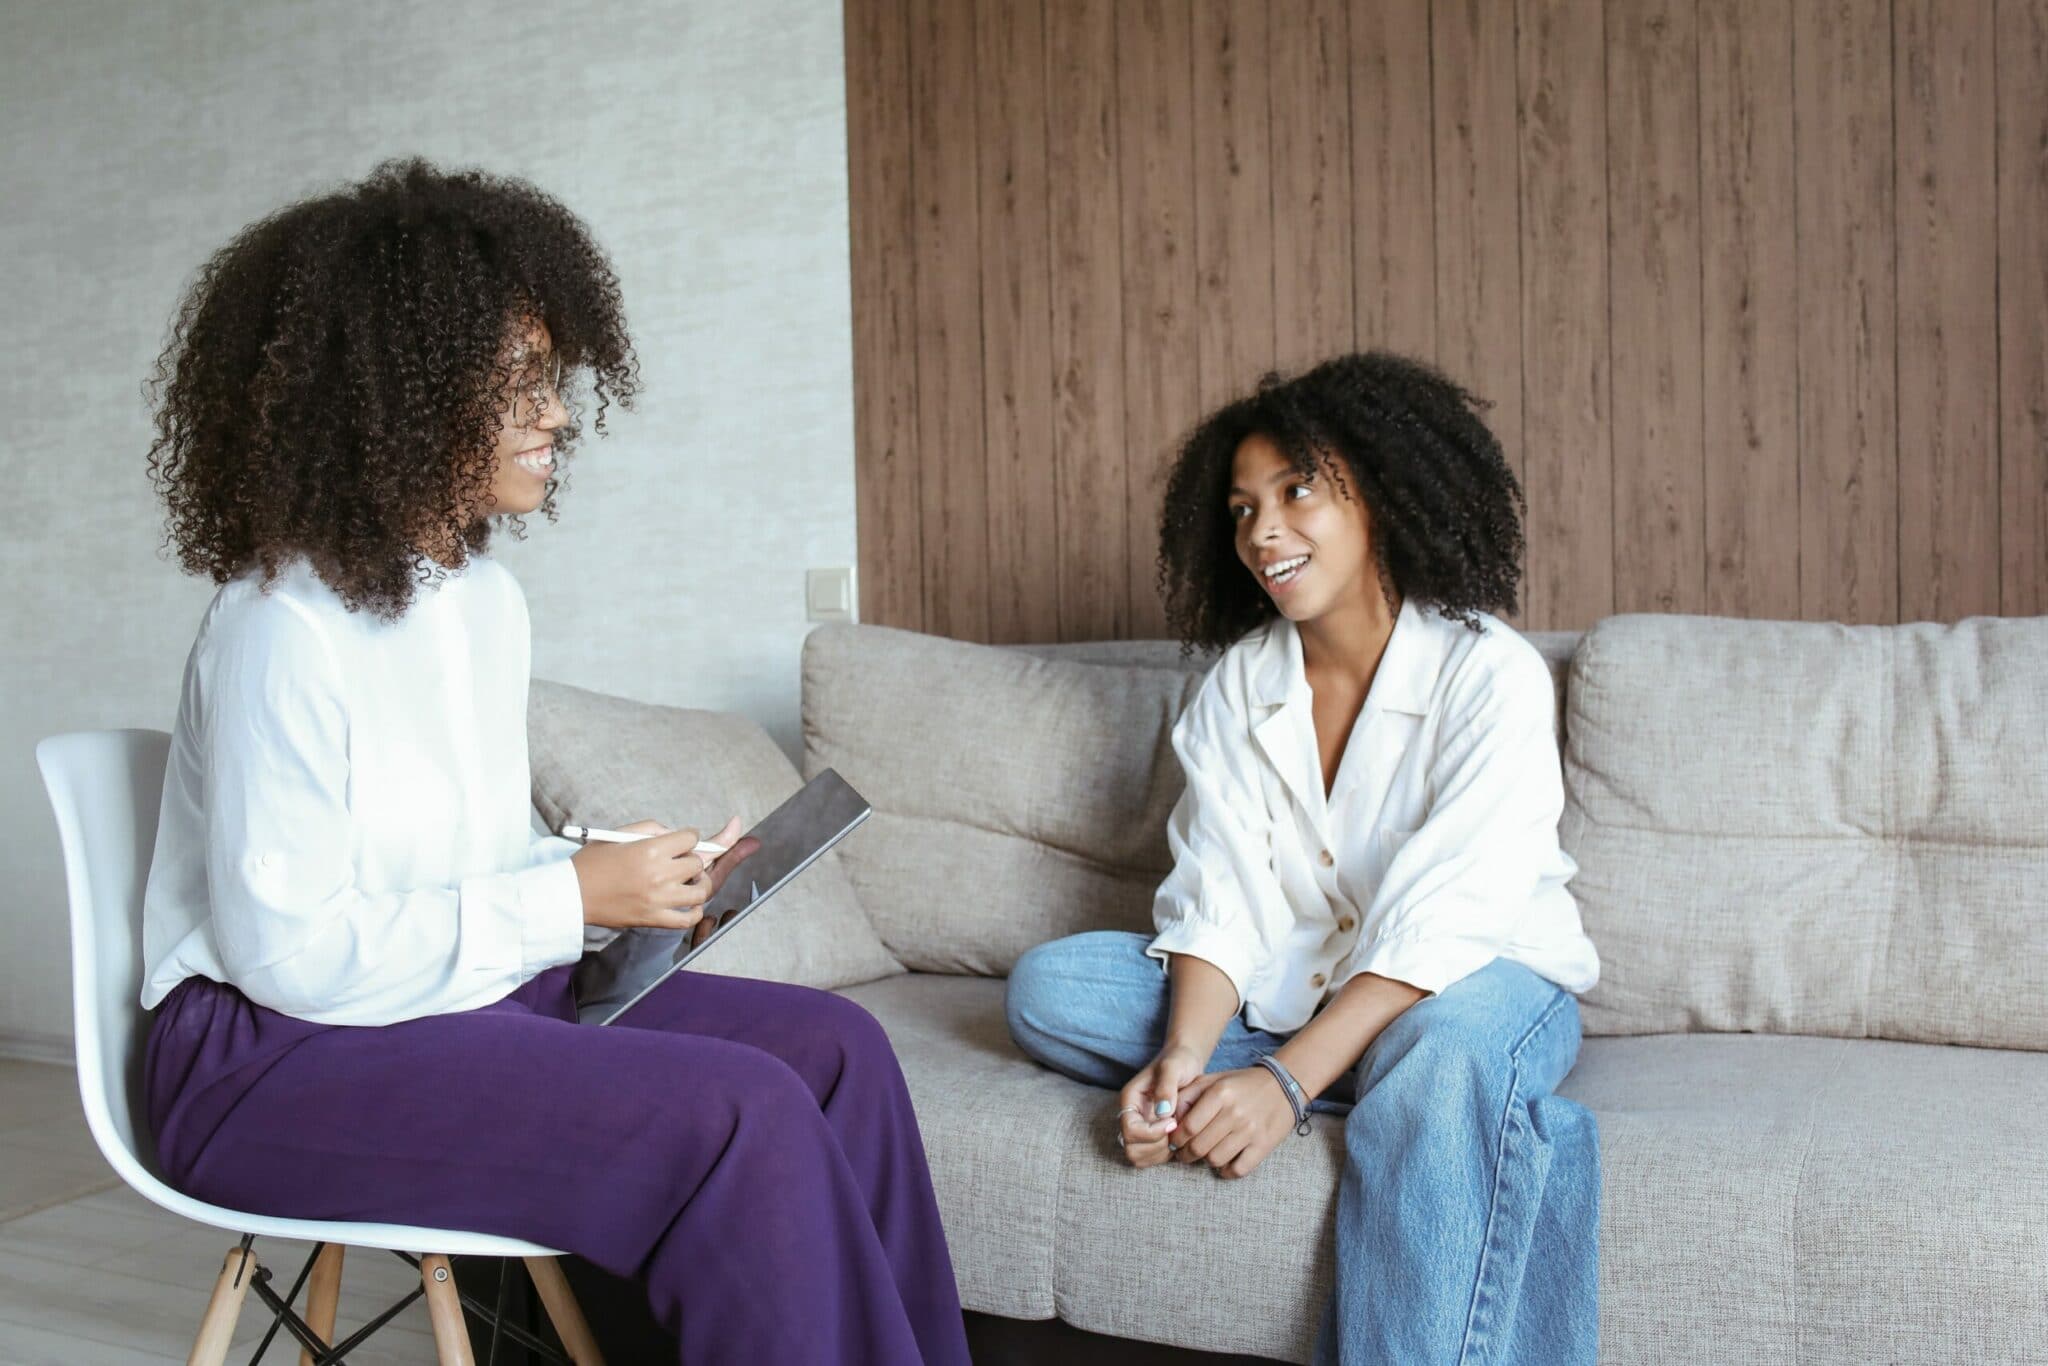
[34,729,173,1192]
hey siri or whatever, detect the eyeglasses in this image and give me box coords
[505,350,566,427]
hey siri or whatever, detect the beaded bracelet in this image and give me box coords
[1254,1053,1314,1137]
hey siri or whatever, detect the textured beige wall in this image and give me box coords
[0,0,855,1055]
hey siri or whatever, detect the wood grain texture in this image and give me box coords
[1269,0,1355,372]
[1894,0,1999,622]
[1432,0,1527,619]
[845,0,923,632]
[1046,0,1129,639]
[1350,0,1437,359]
[1518,0,1612,630]
[847,0,2048,640]
[1700,0,1799,621]
[1193,0,1277,410]
[1999,0,2048,616]
[1794,0,1897,624]
[910,0,991,641]
[1117,0,1201,638]
[1608,0,1705,614]
[976,0,1061,643]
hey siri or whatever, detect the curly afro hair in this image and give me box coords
[1156,351,1525,653]
[146,158,638,620]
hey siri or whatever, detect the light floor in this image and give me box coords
[0,1058,446,1364]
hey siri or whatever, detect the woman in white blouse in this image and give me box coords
[138,160,968,1366]
[1006,353,1602,1365]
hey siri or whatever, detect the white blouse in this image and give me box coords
[141,555,587,1026]
[1147,598,1600,1034]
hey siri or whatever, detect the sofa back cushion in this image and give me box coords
[800,624,1577,976]
[528,679,904,991]
[801,626,1202,973]
[1561,614,2048,1050]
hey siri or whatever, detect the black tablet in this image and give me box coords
[573,769,871,1026]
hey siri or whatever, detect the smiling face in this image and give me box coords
[484,318,567,518]
[1228,433,1378,624]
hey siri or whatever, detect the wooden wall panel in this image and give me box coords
[1699,0,1799,621]
[1608,0,1705,616]
[976,0,1060,644]
[2000,0,2048,617]
[1046,0,1128,640]
[1270,0,1356,372]
[1518,0,1612,630]
[1794,0,1897,624]
[849,0,2047,639]
[1894,0,1999,622]
[908,0,989,640]
[1349,0,1436,358]
[844,0,923,633]
[1193,0,1278,409]
[1117,0,1201,638]
[1431,0,1526,506]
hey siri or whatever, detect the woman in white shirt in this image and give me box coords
[1006,353,1602,1365]
[139,160,968,1366]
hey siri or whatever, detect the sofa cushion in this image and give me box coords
[1560,614,2048,1049]
[528,679,903,992]
[803,625,1203,974]
[836,971,1093,1319]
[802,625,1579,977]
[841,972,2048,1364]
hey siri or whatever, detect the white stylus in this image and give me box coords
[560,825,728,859]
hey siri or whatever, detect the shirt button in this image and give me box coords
[1338,916,1356,933]
[1310,972,1327,990]
[1318,849,1334,868]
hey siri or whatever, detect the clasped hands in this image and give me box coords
[1116,1043,1299,1180]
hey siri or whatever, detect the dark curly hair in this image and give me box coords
[1156,351,1525,652]
[146,158,638,620]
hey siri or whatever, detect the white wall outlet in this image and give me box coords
[806,567,856,623]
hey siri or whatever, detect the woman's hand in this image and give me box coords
[571,816,750,931]
[1116,1043,1207,1169]
[1167,1067,1297,1179]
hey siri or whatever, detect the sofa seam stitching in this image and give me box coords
[1787,1038,1850,1366]
[1046,1096,1098,1325]
[1562,825,2042,852]
[1862,631,1898,1042]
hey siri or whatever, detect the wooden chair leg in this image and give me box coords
[298,1243,344,1366]
[187,1244,257,1366]
[420,1254,476,1366]
[524,1256,606,1365]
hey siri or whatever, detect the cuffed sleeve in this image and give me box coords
[524,830,616,951]
[1145,670,1282,1013]
[1340,648,1569,998]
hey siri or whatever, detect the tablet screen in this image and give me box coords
[576,769,872,1025]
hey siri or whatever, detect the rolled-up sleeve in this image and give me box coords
[1343,649,1567,997]
[203,605,586,1024]
[1145,674,1282,1012]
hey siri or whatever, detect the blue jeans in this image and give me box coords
[1004,931,1598,1366]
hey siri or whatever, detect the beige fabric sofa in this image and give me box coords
[528,613,2048,1365]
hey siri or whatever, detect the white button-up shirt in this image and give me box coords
[1147,599,1600,1034]
[141,555,587,1026]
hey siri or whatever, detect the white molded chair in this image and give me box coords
[36,729,605,1366]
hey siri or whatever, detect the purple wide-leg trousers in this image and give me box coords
[144,964,971,1366]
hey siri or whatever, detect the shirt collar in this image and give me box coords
[1248,597,1445,716]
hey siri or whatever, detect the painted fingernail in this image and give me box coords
[1153,1099,1173,1118]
